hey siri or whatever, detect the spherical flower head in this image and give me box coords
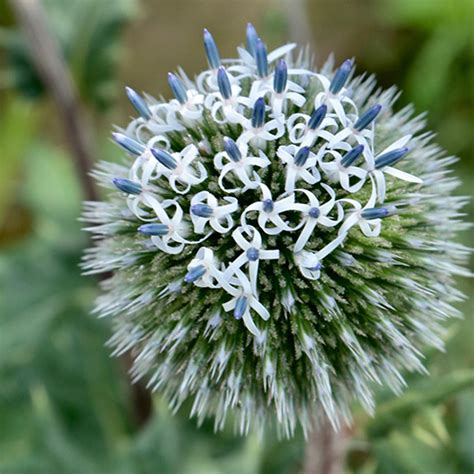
[83,24,470,438]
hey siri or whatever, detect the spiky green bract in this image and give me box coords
[82,31,470,438]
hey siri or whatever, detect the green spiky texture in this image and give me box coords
[82,49,470,438]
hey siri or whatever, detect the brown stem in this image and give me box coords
[122,351,154,428]
[9,0,98,202]
[10,0,152,427]
[303,416,351,474]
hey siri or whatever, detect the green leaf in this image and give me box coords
[367,370,474,437]
[0,98,37,223]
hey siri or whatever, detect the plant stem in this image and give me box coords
[9,0,98,202]
[303,416,351,474]
[10,0,152,428]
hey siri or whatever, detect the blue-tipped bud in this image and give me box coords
[191,203,213,218]
[137,223,169,236]
[255,39,268,78]
[294,146,311,167]
[112,132,146,156]
[246,247,260,261]
[354,104,382,131]
[246,23,258,56]
[308,105,327,130]
[125,87,151,120]
[151,148,177,170]
[262,199,274,213]
[203,29,220,69]
[234,295,248,320]
[361,207,393,220]
[309,207,321,219]
[112,178,142,195]
[329,59,353,94]
[167,73,188,105]
[223,137,242,162]
[184,265,207,283]
[251,97,266,128]
[374,147,410,169]
[217,67,232,100]
[340,144,365,167]
[273,59,287,94]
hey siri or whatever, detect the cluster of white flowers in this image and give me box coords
[84,23,469,437]
[110,24,422,340]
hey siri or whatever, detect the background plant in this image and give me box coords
[0,0,472,473]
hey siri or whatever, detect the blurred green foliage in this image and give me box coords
[0,0,136,108]
[379,0,473,163]
[0,0,472,472]
[0,98,36,234]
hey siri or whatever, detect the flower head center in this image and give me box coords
[309,207,320,219]
[246,247,260,261]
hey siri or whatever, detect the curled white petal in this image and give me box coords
[295,233,347,280]
[277,145,321,193]
[190,191,239,234]
[214,144,270,193]
[224,226,279,294]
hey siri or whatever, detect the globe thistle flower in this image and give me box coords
[82,23,470,437]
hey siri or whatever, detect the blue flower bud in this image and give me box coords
[252,97,266,129]
[273,59,287,94]
[329,59,353,95]
[294,147,311,167]
[246,23,258,56]
[217,67,232,100]
[191,203,213,218]
[112,178,142,195]
[354,104,382,131]
[223,137,241,162]
[167,73,188,105]
[361,207,393,220]
[246,247,260,261]
[309,207,320,219]
[234,295,248,320]
[374,147,410,169]
[340,144,364,167]
[184,265,207,283]
[203,29,220,69]
[137,223,169,236]
[262,199,274,213]
[125,87,152,120]
[151,148,177,170]
[255,39,268,78]
[308,105,327,130]
[112,132,146,156]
